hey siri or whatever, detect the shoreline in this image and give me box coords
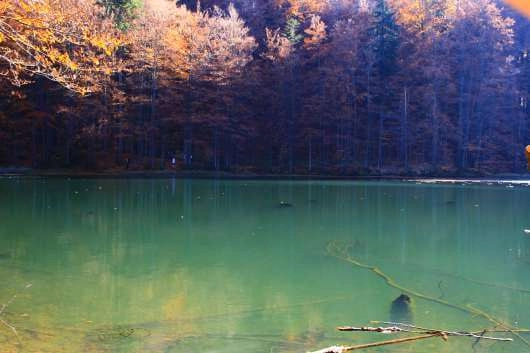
[0,168,529,182]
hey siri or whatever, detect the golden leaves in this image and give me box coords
[1,0,256,91]
[0,0,123,93]
[156,4,256,82]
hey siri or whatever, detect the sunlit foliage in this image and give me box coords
[0,0,528,175]
[163,4,257,82]
[0,0,124,94]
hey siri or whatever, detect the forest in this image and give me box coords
[0,0,529,176]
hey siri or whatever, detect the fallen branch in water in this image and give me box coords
[374,321,513,341]
[379,258,530,295]
[337,326,405,334]
[308,321,515,353]
[308,333,441,353]
[325,240,530,347]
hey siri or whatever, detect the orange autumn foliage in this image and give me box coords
[276,0,330,17]
[0,0,124,94]
[504,0,530,18]
[161,4,257,82]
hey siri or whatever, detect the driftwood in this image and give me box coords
[308,333,441,353]
[375,322,513,341]
[325,240,530,347]
[337,326,404,334]
[308,321,516,353]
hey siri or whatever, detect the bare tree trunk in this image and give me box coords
[183,82,193,168]
[377,111,383,172]
[457,74,467,171]
[308,137,312,172]
[363,66,372,169]
[400,86,408,170]
[150,68,157,169]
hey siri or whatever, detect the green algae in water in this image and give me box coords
[0,178,529,352]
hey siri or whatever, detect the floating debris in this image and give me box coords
[89,326,151,342]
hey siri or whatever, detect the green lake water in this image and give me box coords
[0,177,529,353]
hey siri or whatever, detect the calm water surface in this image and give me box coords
[0,178,529,353]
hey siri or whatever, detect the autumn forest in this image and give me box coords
[1,0,529,176]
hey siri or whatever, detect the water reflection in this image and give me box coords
[0,178,529,352]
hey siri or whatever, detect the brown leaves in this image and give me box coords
[304,15,327,50]
[264,27,293,62]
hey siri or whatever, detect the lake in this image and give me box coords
[0,177,529,353]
